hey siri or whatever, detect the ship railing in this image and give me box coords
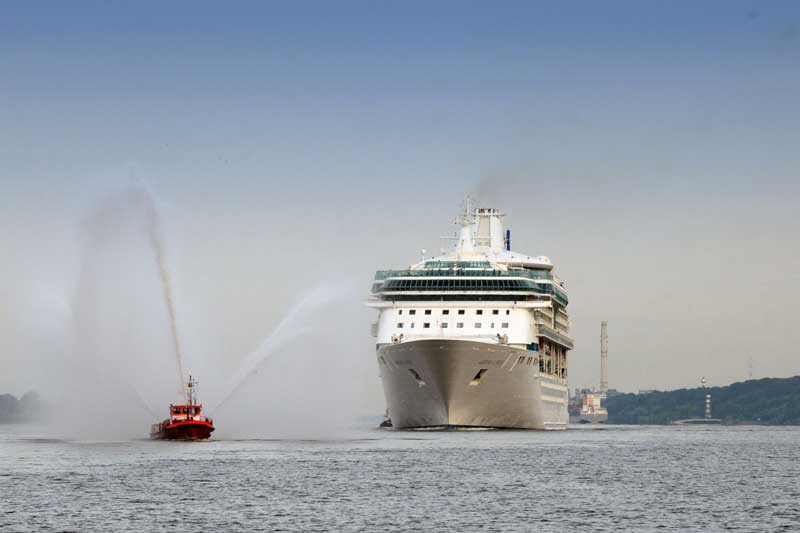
[171,414,213,423]
[374,269,553,281]
[391,333,513,343]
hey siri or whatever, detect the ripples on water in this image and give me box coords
[1,425,798,532]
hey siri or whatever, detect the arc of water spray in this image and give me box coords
[210,285,346,413]
[120,379,159,418]
[142,188,185,395]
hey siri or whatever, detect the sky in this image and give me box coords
[1,1,799,414]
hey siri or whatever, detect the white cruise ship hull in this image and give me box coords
[378,339,568,430]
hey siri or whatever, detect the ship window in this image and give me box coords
[490,323,495,328]
[424,310,431,315]
[506,310,510,315]
[442,310,450,315]
[423,323,430,328]
[399,309,403,315]
[475,323,482,328]
[409,310,416,315]
[456,323,464,328]
[397,323,404,328]
[493,310,499,315]
[410,323,415,328]
[501,323,509,328]
[442,322,449,328]
[458,310,465,315]
[476,310,483,315]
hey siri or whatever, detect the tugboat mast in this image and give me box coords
[186,375,198,407]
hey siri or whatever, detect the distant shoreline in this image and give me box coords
[606,376,800,426]
[0,392,45,424]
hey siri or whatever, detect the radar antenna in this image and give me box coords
[455,196,475,227]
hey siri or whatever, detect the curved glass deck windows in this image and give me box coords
[374,276,568,305]
[379,278,541,291]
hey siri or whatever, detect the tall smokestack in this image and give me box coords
[600,321,608,393]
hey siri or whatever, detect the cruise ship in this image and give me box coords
[366,204,573,429]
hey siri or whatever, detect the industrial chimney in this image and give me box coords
[600,321,608,393]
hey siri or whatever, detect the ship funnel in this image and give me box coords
[474,207,505,253]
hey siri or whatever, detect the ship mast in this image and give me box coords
[455,197,475,256]
[186,375,198,405]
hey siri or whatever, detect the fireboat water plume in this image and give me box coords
[211,285,347,413]
[142,188,186,393]
[210,281,373,440]
[46,184,186,439]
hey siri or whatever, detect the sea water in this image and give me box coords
[1,424,798,532]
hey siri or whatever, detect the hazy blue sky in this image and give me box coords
[2,2,799,407]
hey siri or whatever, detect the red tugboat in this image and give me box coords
[150,376,215,440]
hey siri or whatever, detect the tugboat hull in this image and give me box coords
[150,421,215,441]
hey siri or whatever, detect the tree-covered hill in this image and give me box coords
[0,392,44,423]
[606,376,800,425]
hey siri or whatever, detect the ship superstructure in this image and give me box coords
[366,204,573,429]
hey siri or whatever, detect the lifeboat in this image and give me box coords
[150,375,215,440]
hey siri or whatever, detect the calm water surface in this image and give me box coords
[1,424,798,532]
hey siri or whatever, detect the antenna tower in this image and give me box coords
[600,321,608,393]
